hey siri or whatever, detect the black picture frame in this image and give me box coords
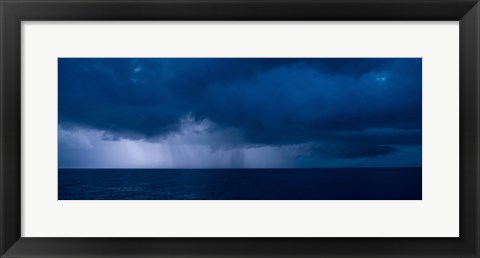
[1,0,479,257]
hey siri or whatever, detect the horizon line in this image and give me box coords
[58,166,422,170]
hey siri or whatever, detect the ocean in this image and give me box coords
[58,168,421,200]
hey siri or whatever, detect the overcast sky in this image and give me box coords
[58,58,421,168]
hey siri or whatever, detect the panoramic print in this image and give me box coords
[58,58,422,200]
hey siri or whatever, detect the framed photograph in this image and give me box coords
[1,0,478,257]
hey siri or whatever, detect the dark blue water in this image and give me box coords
[58,168,421,200]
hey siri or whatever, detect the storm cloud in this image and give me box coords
[58,58,421,168]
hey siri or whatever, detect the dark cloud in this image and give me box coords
[307,143,397,159]
[58,58,421,161]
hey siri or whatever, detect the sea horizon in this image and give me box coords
[59,167,422,200]
[58,166,422,170]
